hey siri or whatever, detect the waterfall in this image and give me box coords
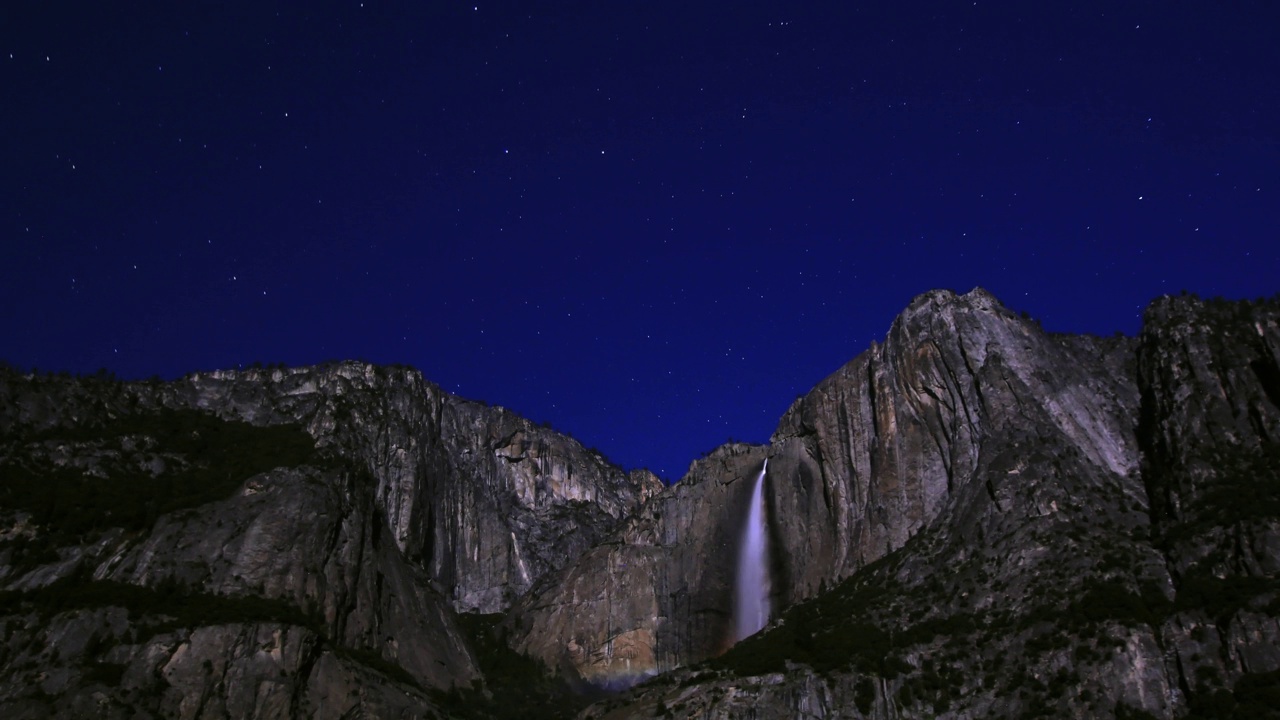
[734,458,771,641]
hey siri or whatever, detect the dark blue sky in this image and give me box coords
[3,1,1277,479]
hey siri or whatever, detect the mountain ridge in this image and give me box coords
[2,287,1278,719]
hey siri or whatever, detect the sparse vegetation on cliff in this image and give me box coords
[1,407,315,543]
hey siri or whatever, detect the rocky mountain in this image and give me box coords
[0,363,658,717]
[2,288,1277,719]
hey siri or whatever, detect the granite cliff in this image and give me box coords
[552,289,1280,719]
[0,363,658,717]
[2,288,1277,719]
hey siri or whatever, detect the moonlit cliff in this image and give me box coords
[2,288,1277,719]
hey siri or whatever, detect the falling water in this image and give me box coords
[734,458,771,641]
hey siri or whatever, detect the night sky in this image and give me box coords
[3,2,1277,479]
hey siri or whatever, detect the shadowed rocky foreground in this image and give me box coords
[2,288,1277,718]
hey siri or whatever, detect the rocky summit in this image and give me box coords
[2,288,1278,719]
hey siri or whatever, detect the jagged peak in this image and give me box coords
[773,287,1020,443]
[897,286,1010,324]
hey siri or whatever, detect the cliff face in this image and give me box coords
[767,288,1140,598]
[2,288,1277,720]
[0,362,657,717]
[1137,295,1280,580]
[152,363,662,614]
[509,443,770,689]
[565,291,1280,719]
[512,289,1145,687]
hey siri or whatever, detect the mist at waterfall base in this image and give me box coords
[734,459,772,642]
